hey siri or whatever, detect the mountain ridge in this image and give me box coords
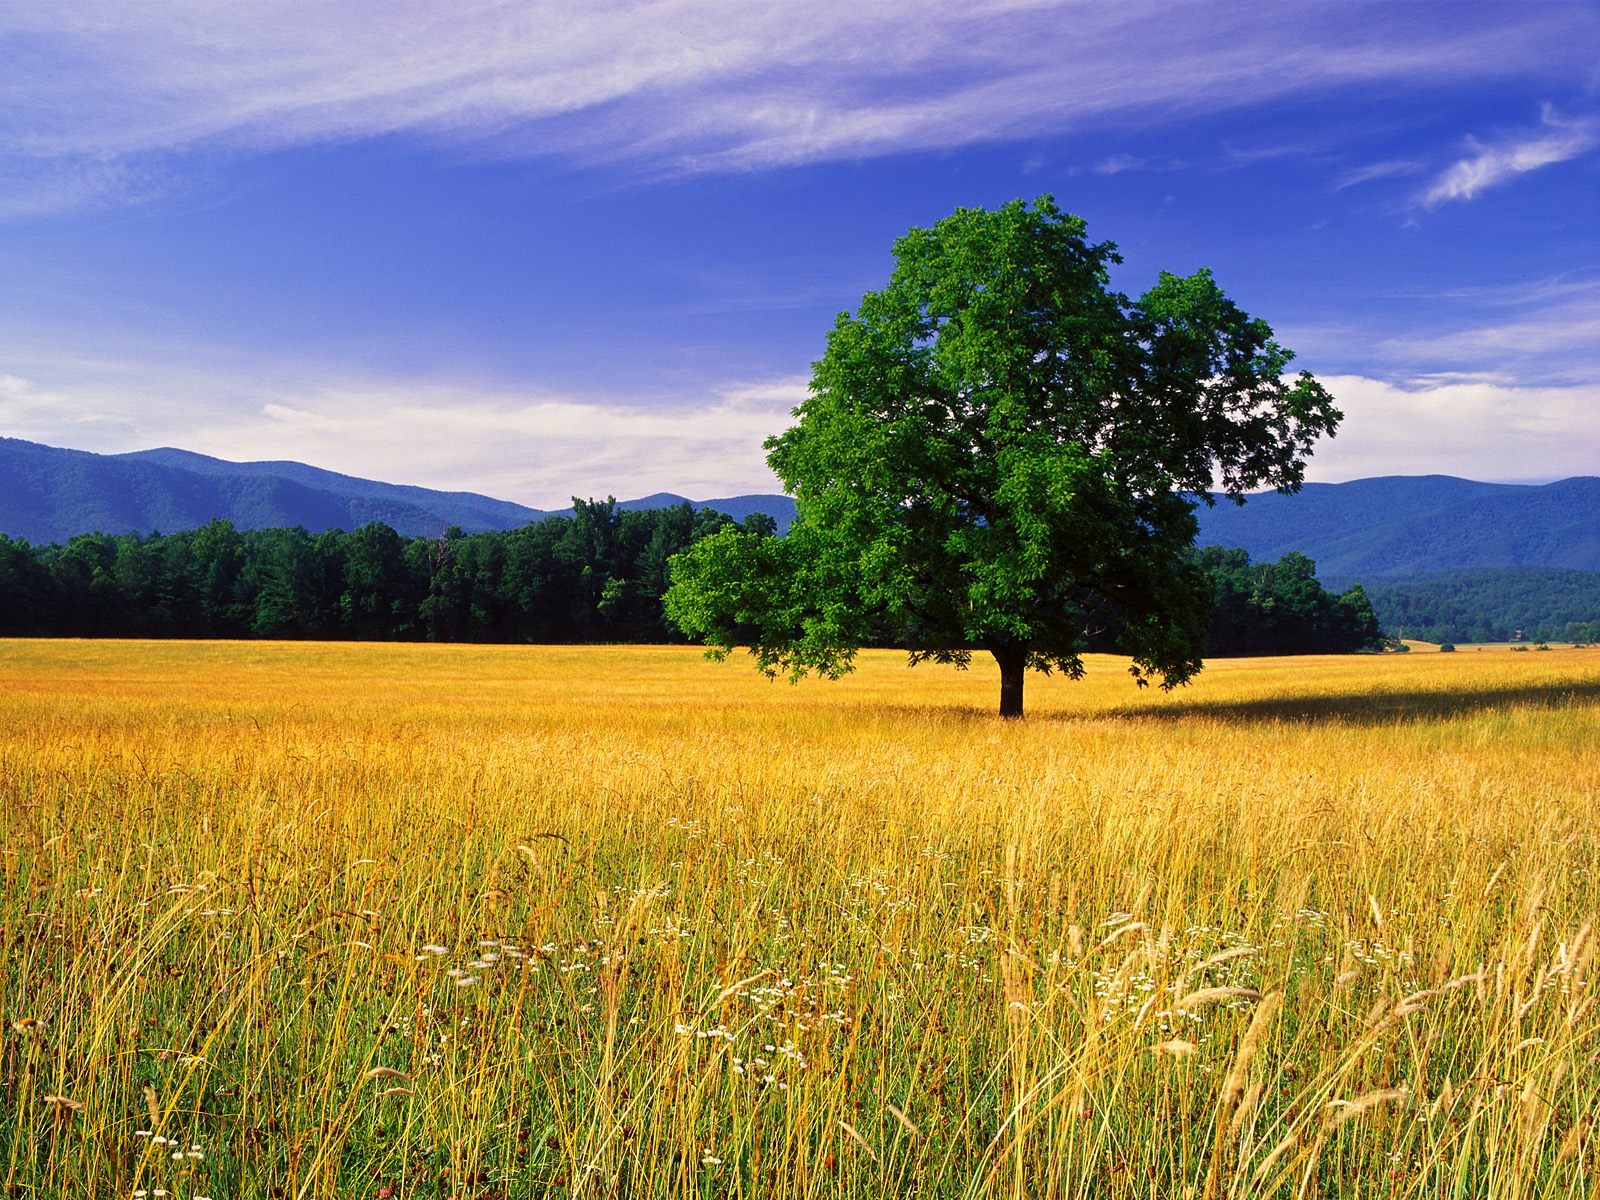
[0,437,798,542]
[1192,474,1600,578]
[4,436,1597,579]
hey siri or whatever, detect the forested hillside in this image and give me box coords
[1358,570,1600,644]
[1195,475,1600,576]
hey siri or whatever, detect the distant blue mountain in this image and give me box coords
[0,438,797,543]
[5,436,1595,578]
[1193,475,1600,581]
[119,444,546,531]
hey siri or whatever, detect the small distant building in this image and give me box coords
[1513,629,1525,641]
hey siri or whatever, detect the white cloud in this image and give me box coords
[1420,111,1600,207]
[0,1,1590,208]
[0,342,799,506]
[7,328,1595,502]
[1305,374,1600,482]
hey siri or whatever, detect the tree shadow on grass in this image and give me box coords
[1089,677,1600,728]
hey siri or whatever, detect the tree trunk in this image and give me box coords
[994,647,1026,718]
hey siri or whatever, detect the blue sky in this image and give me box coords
[1,0,1596,506]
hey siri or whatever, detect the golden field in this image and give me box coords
[2,640,1598,1199]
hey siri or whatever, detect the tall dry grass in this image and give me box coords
[1,640,1597,1198]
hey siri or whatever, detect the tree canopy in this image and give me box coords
[665,197,1342,715]
[1201,547,1382,656]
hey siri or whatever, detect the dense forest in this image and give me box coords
[0,501,746,644]
[0,504,1380,655]
[1198,547,1383,656]
[1357,569,1600,644]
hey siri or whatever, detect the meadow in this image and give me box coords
[2,640,1597,1199]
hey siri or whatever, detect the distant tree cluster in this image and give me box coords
[1357,569,1600,644]
[1199,547,1383,656]
[0,501,756,642]
[0,503,1379,658]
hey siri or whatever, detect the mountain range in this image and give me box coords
[1193,475,1600,582]
[0,437,795,542]
[3,436,1597,580]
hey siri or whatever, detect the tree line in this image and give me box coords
[0,502,1378,656]
[0,501,755,643]
[1357,569,1600,645]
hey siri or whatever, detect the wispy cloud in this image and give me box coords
[1376,294,1600,373]
[1282,275,1600,387]
[1091,153,1148,175]
[1,1,1591,211]
[1335,159,1420,190]
[0,155,172,220]
[1420,109,1600,207]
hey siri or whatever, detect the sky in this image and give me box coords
[1,0,1596,508]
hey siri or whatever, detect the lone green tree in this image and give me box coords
[666,197,1340,716]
